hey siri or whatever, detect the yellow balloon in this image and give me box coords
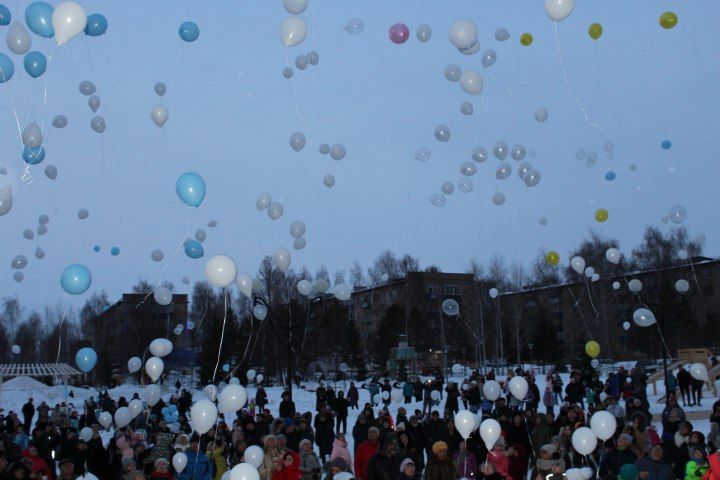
[585,340,600,358]
[520,33,533,46]
[659,12,678,29]
[545,251,560,266]
[588,23,603,40]
[595,208,609,223]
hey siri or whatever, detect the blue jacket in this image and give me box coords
[178,449,212,480]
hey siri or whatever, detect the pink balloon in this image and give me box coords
[388,23,409,44]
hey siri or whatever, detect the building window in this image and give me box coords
[392,290,397,299]
[444,285,462,296]
[426,285,441,295]
[549,297,561,313]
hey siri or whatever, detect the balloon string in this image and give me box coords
[565,283,594,340]
[680,25,708,89]
[584,278,600,317]
[212,293,229,383]
[552,22,602,131]
[655,323,672,359]
[55,293,71,363]
[486,71,515,99]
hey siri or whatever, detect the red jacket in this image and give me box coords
[273,451,302,480]
[704,452,720,480]
[354,440,379,480]
[22,448,54,480]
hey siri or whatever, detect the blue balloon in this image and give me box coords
[0,53,14,83]
[222,363,229,372]
[23,51,46,78]
[605,171,616,181]
[661,139,672,150]
[111,247,120,256]
[176,172,206,207]
[184,240,204,259]
[22,146,45,165]
[84,13,107,36]
[179,21,199,42]
[61,264,92,295]
[0,4,11,26]
[93,245,100,252]
[75,347,97,373]
[25,1,54,38]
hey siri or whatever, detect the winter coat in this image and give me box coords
[366,453,402,480]
[600,448,637,479]
[424,420,446,450]
[425,454,457,480]
[348,386,360,404]
[353,421,370,448]
[678,370,692,388]
[334,398,350,419]
[274,452,303,480]
[403,383,414,397]
[300,451,322,480]
[280,400,296,419]
[330,438,351,466]
[444,386,460,412]
[452,450,478,478]
[354,440,379,480]
[212,446,228,480]
[543,390,555,408]
[150,469,175,479]
[316,388,328,411]
[685,460,708,480]
[314,416,335,456]
[634,456,673,480]
[178,449,212,480]
[704,452,720,480]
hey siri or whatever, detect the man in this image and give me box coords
[59,458,79,480]
[635,444,673,480]
[279,391,296,419]
[406,416,426,469]
[600,433,637,479]
[366,433,401,480]
[316,382,328,412]
[423,411,446,459]
[22,398,34,432]
[179,434,212,480]
[355,427,380,480]
[677,366,693,406]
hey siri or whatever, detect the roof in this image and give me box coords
[0,363,83,378]
[0,375,49,390]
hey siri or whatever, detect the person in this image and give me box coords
[179,435,213,480]
[335,391,351,434]
[149,458,174,479]
[678,366,693,407]
[366,434,401,480]
[425,441,456,480]
[274,451,302,480]
[543,386,555,415]
[685,447,708,480]
[422,382,434,416]
[692,377,704,407]
[423,411,445,459]
[299,439,322,480]
[280,392,296,419]
[348,382,360,410]
[211,438,229,480]
[532,444,564,480]
[259,435,282,480]
[21,398,34,432]
[444,384,459,415]
[314,411,335,463]
[665,371,678,399]
[355,427,380,480]
[59,458,79,480]
[257,386,269,411]
[452,440,477,478]
[635,444,673,480]
[600,434,637,479]
[316,383,328,412]
[397,458,417,480]
[403,381,414,404]
[331,432,352,467]
[381,381,392,407]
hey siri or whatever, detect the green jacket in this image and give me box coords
[684,460,708,480]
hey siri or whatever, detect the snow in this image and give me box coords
[0,375,50,391]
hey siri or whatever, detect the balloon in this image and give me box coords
[668,205,687,224]
[294,54,308,70]
[380,391,390,400]
[61,264,92,295]
[584,267,595,278]
[471,147,488,163]
[517,162,532,180]
[308,51,320,65]
[12,272,23,283]
[23,146,45,165]
[284,0,307,14]
[172,452,188,473]
[340,363,349,373]
[628,279,642,293]
[114,407,131,429]
[79,80,95,95]
[520,33,533,46]
[256,193,271,211]
[481,49,497,68]
[539,217,548,226]
[690,363,708,382]
[314,278,329,293]
[203,384,218,401]
[289,132,306,152]
[511,145,526,161]
[591,273,600,282]
[244,445,263,469]
[594,209,609,223]
[256,374,264,383]
[459,101,474,115]
[32,246,43,260]
[430,194,446,207]
[236,273,253,298]
[282,67,294,79]
[0,4,9,26]
[178,21,199,42]
[144,384,162,406]
[247,369,256,381]
[11,254,27,269]
[330,144,346,160]
[273,247,291,272]
[280,17,307,46]
[416,24,431,42]
[98,412,112,429]
[633,308,656,327]
[78,208,89,220]
[535,107,549,122]
[176,172,206,207]
[37,225,47,236]
[460,162,477,176]
[524,170,541,187]
[391,389,403,403]
[78,426,93,442]
[146,357,164,382]
[75,347,97,373]
[442,299,459,316]
[431,390,440,401]
[151,249,164,262]
[460,71,483,94]
[675,279,689,293]
[111,247,120,256]
[590,411,616,441]
[297,279,312,296]
[388,23,409,44]
[153,82,167,98]
[253,304,267,321]
[434,125,450,142]
[184,240,204,259]
[441,182,454,195]
[229,463,260,480]
[52,2,86,45]
[622,321,630,331]
[344,18,364,35]
[605,248,620,264]
[52,115,67,128]
[268,202,284,220]
[483,380,501,401]
[318,143,330,154]
[26,2,54,38]
[496,164,511,180]
[205,254,237,288]
[661,140,672,150]
[659,12,678,29]
[218,384,248,413]
[493,141,508,160]
[150,105,169,127]
[128,357,142,373]
[23,51,46,78]
[22,123,42,148]
[90,116,106,133]
[7,22,31,54]
[321,173,335,188]
[571,427,597,455]
[334,284,352,301]
[444,64,461,82]
[546,251,560,266]
[182,276,190,285]
[544,0,575,21]
[570,256,585,274]
[479,419,501,450]
[585,341,600,358]
[495,28,510,41]
[449,19,477,49]
[128,399,143,418]
[492,192,505,206]
[588,23,602,40]
[458,178,473,193]
[509,376,528,401]
[84,13,107,36]
[149,338,173,357]
[455,411,476,440]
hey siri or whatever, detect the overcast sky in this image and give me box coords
[0,1,717,310]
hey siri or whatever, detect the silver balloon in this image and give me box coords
[510,145,526,161]
[603,140,615,153]
[319,143,330,155]
[441,181,454,195]
[344,17,364,35]
[430,194,446,207]
[471,147,488,163]
[79,80,96,96]
[575,148,587,160]
[22,123,43,149]
[208,219,218,228]
[150,105,169,127]
[517,161,532,180]
[289,132,306,152]
[493,141,508,160]
[151,249,164,262]
[492,192,505,205]
[495,163,512,180]
[539,217,548,226]
[494,28,510,41]
[293,236,307,250]
[0,185,12,216]
[668,205,687,224]
[23,229,34,240]
[78,208,89,220]
[13,271,23,283]
[308,51,319,65]
[459,101,474,115]
[459,161,477,176]
[91,116,106,133]
[481,49,497,68]
[88,95,101,113]
[444,65,461,82]
[282,67,294,79]
[154,82,167,96]
[534,107,549,122]
[195,229,206,242]
[44,165,57,180]
[38,214,49,225]
[587,151,598,163]
[330,144,346,160]
[294,54,309,70]
[323,174,335,188]
[11,255,27,269]
[256,193,272,211]
[434,124,450,142]
[415,147,431,162]
[52,115,68,128]
[34,246,44,260]
[457,177,473,193]
[267,202,284,220]
[416,24,432,43]
[524,169,541,187]
[7,22,31,55]
[289,220,306,238]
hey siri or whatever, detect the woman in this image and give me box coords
[211,438,229,480]
[274,451,302,480]
[397,433,419,468]
[149,458,174,479]
[299,439,322,480]
[425,441,457,480]
[398,458,418,480]
[330,432,351,467]
[259,435,282,480]
[487,438,513,480]
[452,440,477,478]
[334,391,350,434]
[314,412,335,463]
[348,382,360,410]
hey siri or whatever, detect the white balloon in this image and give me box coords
[283,0,308,15]
[172,452,188,473]
[590,411,616,440]
[98,412,112,429]
[580,467,593,480]
[280,17,307,47]
[584,267,595,278]
[489,288,499,299]
[508,376,528,401]
[128,399,143,418]
[591,273,600,282]
[391,389,403,403]
[114,407,131,429]
[451,364,463,374]
[381,391,390,400]
[247,369,256,381]
[256,374,264,383]
[460,71,483,95]
[431,390,440,401]
[567,469,584,480]
[297,279,312,296]
[628,279,643,293]
[11,345,20,354]
[454,410,476,440]
[289,220,306,238]
[622,321,631,331]
[150,105,169,127]
[253,304,268,321]
[449,19,478,49]
[605,248,621,265]
[229,377,240,385]
[483,380,501,401]
[678,249,689,260]
[334,283,352,301]
[205,254,238,288]
[273,247,291,272]
[236,273,253,298]
[570,256,585,274]
[154,287,173,306]
[7,22,31,55]
[612,281,621,290]
[144,384,162,406]
[256,193,272,211]
[571,427,597,455]
[190,400,218,434]
[544,0,575,21]
[690,363,709,382]
[79,427,93,442]
[52,1,87,45]
[479,418,501,450]
[229,463,261,480]
[675,279,690,293]
[244,445,264,469]
[268,202,284,220]
[204,384,218,401]
[633,308,656,327]
[218,384,248,413]
[128,356,142,373]
[145,356,164,382]
[149,338,173,358]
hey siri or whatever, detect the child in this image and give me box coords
[685,447,708,480]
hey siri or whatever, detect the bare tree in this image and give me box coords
[350,261,365,286]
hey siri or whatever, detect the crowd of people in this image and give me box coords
[0,364,717,480]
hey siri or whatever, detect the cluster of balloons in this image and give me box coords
[282,50,319,78]
[280,0,308,47]
[256,193,284,221]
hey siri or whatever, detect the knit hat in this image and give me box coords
[400,458,415,472]
[368,427,380,435]
[618,463,639,480]
[540,444,557,455]
[432,441,448,454]
[618,433,633,443]
[299,439,312,449]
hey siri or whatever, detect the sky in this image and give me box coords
[0,0,717,310]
